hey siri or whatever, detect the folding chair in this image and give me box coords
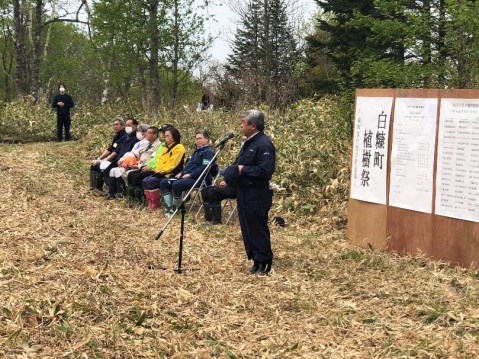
[222,198,237,224]
[188,172,221,214]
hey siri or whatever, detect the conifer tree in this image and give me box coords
[226,0,299,107]
[308,0,469,92]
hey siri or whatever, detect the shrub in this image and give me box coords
[0,98,352,215]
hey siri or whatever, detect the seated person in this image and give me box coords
[109,125,161,199]
[201,172,237,225]
[126,125,169,203]
[200,134,245,223]
[103,117,140,199]
[141,126,186,211]
[89,116,126,191]
[121,126,161,190]
[196,94,213,112]
[159,130,216,216]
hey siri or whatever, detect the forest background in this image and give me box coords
[2,1,479,357]
[2,0,479,214]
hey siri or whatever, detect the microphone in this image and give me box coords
[214,133,234,148]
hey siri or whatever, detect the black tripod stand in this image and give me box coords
[154,134,234,274]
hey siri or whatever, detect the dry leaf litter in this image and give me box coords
[0,143,479,358]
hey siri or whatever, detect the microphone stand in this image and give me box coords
[154,140,231,274]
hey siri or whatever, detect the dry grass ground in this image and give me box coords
[1,142,479,358]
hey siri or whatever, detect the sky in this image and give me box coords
[206,3,237,62]
[204,1,318,62]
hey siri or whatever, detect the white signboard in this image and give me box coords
[436,98,479,222]
[350,96,393,205]
[389,98,438,213]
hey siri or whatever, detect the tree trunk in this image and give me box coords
[437,0,447,86]
[421,0,432,87]
[43,0,56,59]
[1,14,14,101]
[148,0,160,120]
[262,0,270,104]
[12,0,29,98]
[31,0,43,104]
[170,0,179,110]
[138,66,148,111]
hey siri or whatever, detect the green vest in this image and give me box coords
[145,142,166,170]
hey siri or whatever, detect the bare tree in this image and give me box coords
[146,0,161,120]
[11,0,89,102]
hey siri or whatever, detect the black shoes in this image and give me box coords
[249,262,260,274]
[249,260,272,275]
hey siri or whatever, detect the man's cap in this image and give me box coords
[160,124,173,132]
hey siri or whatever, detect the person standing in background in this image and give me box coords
[52,83,75,142]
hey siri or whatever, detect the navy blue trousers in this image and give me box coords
[201,185,237,205]
[160,177,201,197]
[57,114,71,141]
[237,186,273,263]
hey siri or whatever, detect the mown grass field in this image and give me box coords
[1,141,479,358]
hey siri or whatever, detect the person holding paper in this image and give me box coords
[89,116,126,192]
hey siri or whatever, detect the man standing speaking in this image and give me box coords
[224,110,276,275]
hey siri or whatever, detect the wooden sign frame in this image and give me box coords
[348,89,479,268]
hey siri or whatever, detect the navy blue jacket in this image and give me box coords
[224,132,275,188]
[181,145,216,180]
[115,131,139,159]
[107,129,126,154]
[52,94,74,117]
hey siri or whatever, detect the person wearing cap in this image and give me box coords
[126,124,170,204]
[52,83,74,142]
[89,116,126,192]
[223,110,276,275]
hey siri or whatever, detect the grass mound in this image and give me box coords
[0,98,351,217]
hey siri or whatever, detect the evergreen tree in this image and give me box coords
[312,0,376,92]
[226,0,263,106]
[445,0,479,87]
[300,11,339,97]
[264,0,299,105]
[310,0,479,92]
[226,0,299,108]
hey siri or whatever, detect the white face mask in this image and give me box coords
[125,126,133,134]
[59,87,65,94]
[136,132,144,141]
